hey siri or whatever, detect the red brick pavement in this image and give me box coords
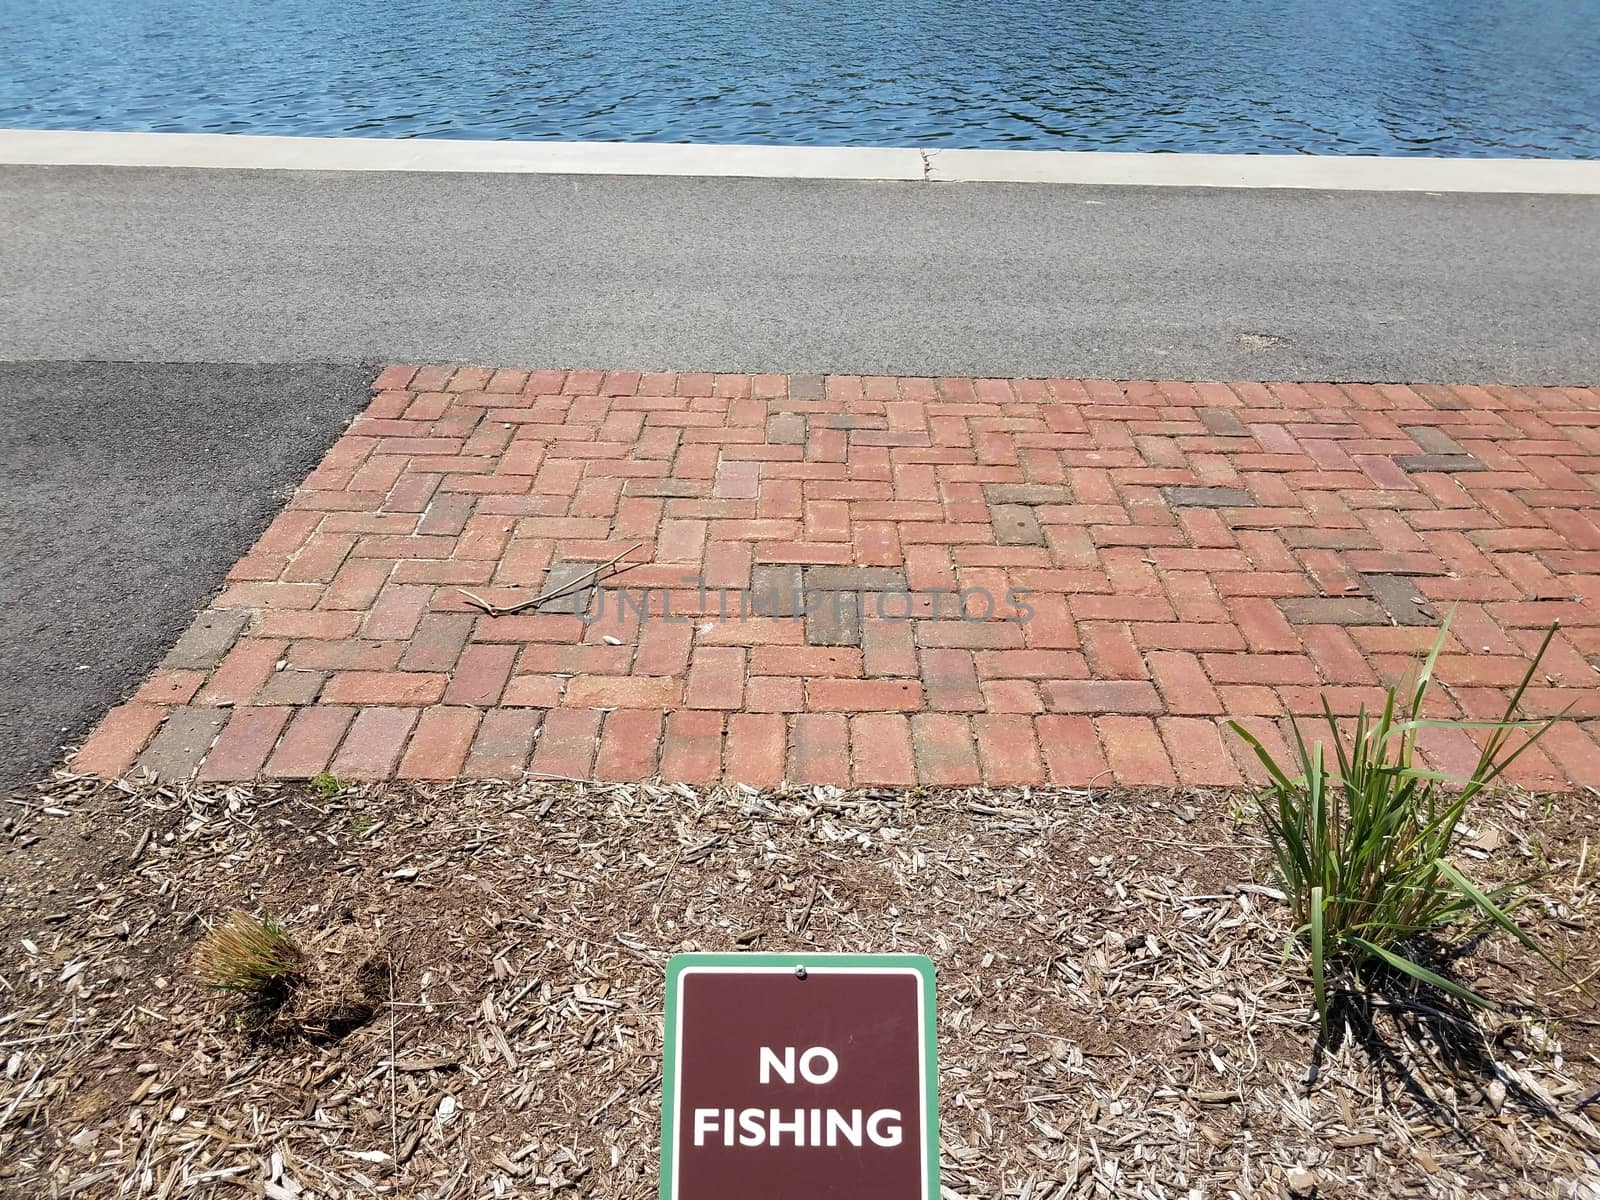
[73,369,1600,791]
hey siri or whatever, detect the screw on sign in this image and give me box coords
[660,953,939,1200]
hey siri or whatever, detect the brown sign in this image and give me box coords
[661,954,938,1200]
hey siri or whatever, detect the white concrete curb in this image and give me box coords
[3,129,1599,194]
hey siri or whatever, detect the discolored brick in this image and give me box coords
[1160,486,1255,508]
[137,706,227,781]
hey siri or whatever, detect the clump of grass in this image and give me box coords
[1229,620,1577,1035]
[311,771,341,799]
[196,910,305,1000]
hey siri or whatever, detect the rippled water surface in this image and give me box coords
[3,0,1599,155]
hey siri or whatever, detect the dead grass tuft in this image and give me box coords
[194,910,304,1003]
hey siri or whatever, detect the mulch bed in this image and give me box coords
[1,771,1596,1199]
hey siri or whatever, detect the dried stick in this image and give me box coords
[457,542,644,617]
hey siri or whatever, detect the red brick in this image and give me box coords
[514,643,630,676]
[1224,716,1297,785]
[1156,717,1241,787]
[283,531,356,583]
[255,611,364,640]
[1097,716,1176,785]
[806,678,922,712]
[1534,722,1600,785]
[399,613,473,672]
[462,709,542,778]
[1146,651,1223,715]
[1414,725,1485,780]
[981,679,1043,713]
[332,707,419,779]
[656,518,707,565]
[398,707,481,779]
[265,707,355,778]
[974,715,1045,785]
[920,650,984,711]
[685,646,746,709]
[725,713,786,786]
[747,676,803,713]
[917,620,1025,649]
[288,640,401,673]
[71,703,168,778]
[862,616,918,676]
[1217,685,1283,717]
[1133,622,1246,652]
[198,706,291,781]
[973,649,1087,680]
[197,638,287,706]
[853,521,903,567]
[525,707,600,778]
[851,714,917,785]
[373,364,418,391]
[1297,624,1377,684]
[443,643,517,706]
[1202,654,1319,686]
[134,670,206,706]
[1041,680,1161,714]
[910,714,980,784]
[660,710,724,782]
[565,675,681,708]
[1019,592,1079,649]
[1036,715,1109,786]
[1081,622,1147,679]
[322,671,447,705]
[322,560,391,610]
[594,708,664,780]
[699,617,804,647]
[789,713,849,785]
[111,367,1600,790]
[752,646,862,677]
[1227,596,1301,653]
[702,540,753,590]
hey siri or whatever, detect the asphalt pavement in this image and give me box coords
[3,164,1598,383]
[0,362,370,794]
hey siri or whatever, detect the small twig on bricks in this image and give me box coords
[457,543,645,617]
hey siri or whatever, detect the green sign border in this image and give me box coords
[660,952,940,1199]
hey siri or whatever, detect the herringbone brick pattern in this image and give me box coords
[74,368,1600,790]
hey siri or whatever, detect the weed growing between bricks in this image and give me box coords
[2,771,1597,1197]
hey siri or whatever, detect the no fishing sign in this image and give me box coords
[660,953,939,1200]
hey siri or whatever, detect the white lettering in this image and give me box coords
[799,1046,838,1085]
[826,1108,863,1147]
[758,1046,795,1085]
[768,1108,805,1146]
[693,1108,718,1147]
[867,1109,903,1147]
[738,1107,766,1147]
[695,1107,904,1150]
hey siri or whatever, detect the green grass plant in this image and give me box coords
[1229,620,1576,1035]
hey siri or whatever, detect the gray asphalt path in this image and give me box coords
[3,165,1598,384]
[0,362,371,795]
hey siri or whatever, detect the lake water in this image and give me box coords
[3,0,1598,156]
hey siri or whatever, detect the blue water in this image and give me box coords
[3,0,1598,156]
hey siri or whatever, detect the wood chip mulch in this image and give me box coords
[1,772,1596,1199]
